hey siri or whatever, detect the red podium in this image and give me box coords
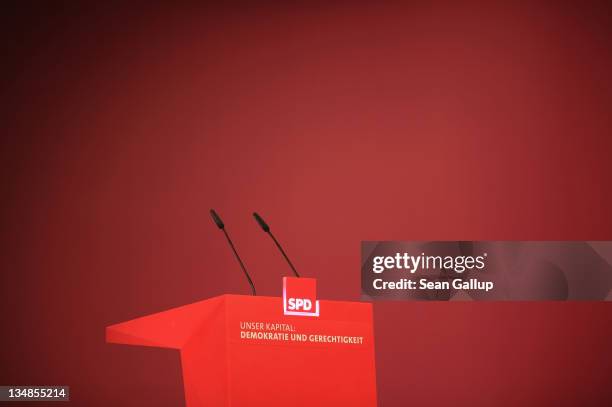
[106,279,377,406]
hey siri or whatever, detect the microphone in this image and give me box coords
[210,209,256,295]
[252,212,300,278]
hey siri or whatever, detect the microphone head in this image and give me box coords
[252,212,270,233]
[209,209,225,229]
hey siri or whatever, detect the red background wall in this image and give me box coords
[2,2,611,406]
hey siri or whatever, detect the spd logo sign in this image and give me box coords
[283,277,320,317]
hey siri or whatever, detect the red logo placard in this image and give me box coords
[283,277,320,317]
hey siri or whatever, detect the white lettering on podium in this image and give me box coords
[287,298,312,311]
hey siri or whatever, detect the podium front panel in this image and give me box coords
[225,295,377,406]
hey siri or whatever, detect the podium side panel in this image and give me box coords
[181,297,229,407]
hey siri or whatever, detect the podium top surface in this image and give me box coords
[106,294,373,350]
